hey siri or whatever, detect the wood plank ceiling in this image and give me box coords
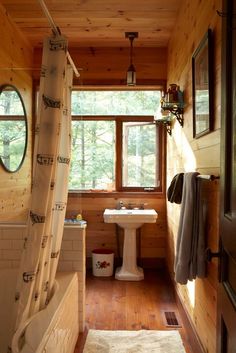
[1,0,182,48]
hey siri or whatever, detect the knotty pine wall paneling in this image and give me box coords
[0,3,33,221]
[33,46,167,86]
[166,1,221,352]
[66,194,167,268]
[52,37,170,267]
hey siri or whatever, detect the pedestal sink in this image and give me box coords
[103,208,158,281]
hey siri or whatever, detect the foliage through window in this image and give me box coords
[122,122,158,188]
[69,90,163,192]
[0,88,27,172]
[71,90,161,116]
[70,120,115,190]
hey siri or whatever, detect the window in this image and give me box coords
[69,90,164,192]
[70,120,115,190]
[122,122,158,188]
[71,90,161,116]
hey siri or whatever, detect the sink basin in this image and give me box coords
[103,208,158,281]
[103,208,158,229]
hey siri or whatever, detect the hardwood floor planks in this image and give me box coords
[74,269,193,353]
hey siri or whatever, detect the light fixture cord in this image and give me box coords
[129,37,134,65]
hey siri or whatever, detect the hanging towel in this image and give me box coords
[167,173,184,204]
[174,172,206,284]
[189,177,207,280]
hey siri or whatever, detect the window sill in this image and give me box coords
[68,190,165,198]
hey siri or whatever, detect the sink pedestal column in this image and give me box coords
[115,227,144,281]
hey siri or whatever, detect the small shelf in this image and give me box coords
[155,116,173,135]
[154,84,184,135]
[155,102,184,136]
[161,102,184,127]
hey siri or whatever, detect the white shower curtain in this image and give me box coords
[11,34,73,342]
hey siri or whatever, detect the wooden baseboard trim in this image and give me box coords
[174,286,205,353]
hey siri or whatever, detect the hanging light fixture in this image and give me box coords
[125,32,138,86]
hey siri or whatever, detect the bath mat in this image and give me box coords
[83,329,186,353]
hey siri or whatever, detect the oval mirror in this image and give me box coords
[0,84,28,172]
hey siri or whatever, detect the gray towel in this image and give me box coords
[167,173,184,204]
[174,173,206,284]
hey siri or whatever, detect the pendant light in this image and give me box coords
[125,32,138,86]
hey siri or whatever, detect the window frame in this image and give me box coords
[70,115,165,194]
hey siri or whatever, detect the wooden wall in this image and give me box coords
[24,37,171,267]
[66,194,167,267]
[166,0,221,352]
[33,46,167,85]
[0,4,169,265]
[0,3,33,222]
[0,1,223,350]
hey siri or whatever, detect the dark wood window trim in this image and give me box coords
[69,191,167,199]
[70,115,166,196]
[0,115,25,121]
[118,121,165,193]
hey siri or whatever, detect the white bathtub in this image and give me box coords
[0,269,79,353]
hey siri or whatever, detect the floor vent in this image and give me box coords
[163,311,181,327]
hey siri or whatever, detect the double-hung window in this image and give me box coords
[69,90,164,192]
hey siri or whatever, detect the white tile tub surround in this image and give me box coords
[0,223,86,332]
[0,223,25,269]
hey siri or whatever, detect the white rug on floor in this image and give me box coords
[83,329,186,353]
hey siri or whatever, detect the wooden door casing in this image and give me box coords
[218,0,236,352]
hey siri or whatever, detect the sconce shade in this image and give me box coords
[127,63,136,86]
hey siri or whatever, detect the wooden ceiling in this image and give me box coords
[1,0,182,48]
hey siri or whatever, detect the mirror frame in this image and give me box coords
[0,84,28,173]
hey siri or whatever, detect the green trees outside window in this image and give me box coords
[70,120,115,190]
[122,122,158,188]
[0,86,27,172]
[69,90,162,192]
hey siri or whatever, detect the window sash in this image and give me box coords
[70,116,164,193]
[122,122,159,189]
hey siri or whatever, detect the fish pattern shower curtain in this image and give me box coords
[10,34,73,348]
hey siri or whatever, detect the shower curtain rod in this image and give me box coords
[37,0,80,78]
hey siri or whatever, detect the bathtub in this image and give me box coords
[0,269,79,353]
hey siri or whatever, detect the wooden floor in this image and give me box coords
[74,269,193,353]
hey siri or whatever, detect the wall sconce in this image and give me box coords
[125,32,138,86]
[154,107,173,135]
[154,84,184,135]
